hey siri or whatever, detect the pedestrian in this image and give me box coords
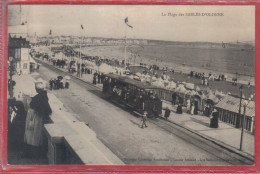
[81,67,84,76]
[171,93,176,105]
[98,73,101,84]
[210,108,219,128]
[49,78,54,90]
[164,107,171,119]
[93,74,97,85]
[60,79,64,89]
[205,79,208,86]
[194,102,198,115]
[186,99,191,114]
[176,103,183,114]
[190,103,195,115]
[204,104,210,117]
[101,73,105,83]
[65,79,70,89]
[23,80,52,158]
[141,111,148,128]
[56,78,61,90]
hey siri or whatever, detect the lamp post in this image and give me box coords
[239,98,250,151]
[235,85,243,128]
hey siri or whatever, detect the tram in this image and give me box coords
[103,74,162,118]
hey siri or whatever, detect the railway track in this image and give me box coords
[35,58,254,165]
[148,118,253,165]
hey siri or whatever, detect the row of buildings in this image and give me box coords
[28,35,148,46]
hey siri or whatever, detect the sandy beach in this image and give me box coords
[75,45,255,85]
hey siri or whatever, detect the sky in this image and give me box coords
[8,5,255,43]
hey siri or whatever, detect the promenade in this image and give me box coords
[162,102,254,157]
[36,57,255,160]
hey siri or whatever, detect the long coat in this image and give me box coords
[210,110,219,128]
[24,91,52,146]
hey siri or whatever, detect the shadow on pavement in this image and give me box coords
[190,117,210,127]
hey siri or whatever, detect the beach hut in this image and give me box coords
[215,90,226,100]
[215,95,255,134]
[193,94,203,111]
[174,85,187,104]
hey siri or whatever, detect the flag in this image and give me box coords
[49,30,52,35]
[124,17,133,29]
[81,24,84,30]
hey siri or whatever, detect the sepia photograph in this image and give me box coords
[7,5,255,165]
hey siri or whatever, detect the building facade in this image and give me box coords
[8,35,31,74]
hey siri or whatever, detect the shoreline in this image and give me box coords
[74,46,255,85]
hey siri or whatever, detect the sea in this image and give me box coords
[75,44,255,85]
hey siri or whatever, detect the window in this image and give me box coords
[15,48,21,59]
[23,63,27,69]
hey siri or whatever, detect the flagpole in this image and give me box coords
[124,24,127,70]
[80,34,82,78]
[79,25,84,78]
[49,30,51,60]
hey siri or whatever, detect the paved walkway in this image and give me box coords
[36,58,255,158]
[162,102,254,157]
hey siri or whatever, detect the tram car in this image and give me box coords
[103,74,162,118]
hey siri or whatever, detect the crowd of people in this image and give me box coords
[189,70,230,87]
[49,76,70,90]
[52,59,67,68]
[190,71,227,81]
[92,72,105,85]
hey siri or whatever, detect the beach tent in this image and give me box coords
[157,79,165,88]
[136,72,142,77]
[151,76,157,82]
[163,79,170,87]
[166,81,177,90]
[176,84,186,94]
[207,93,219,104]
[209,75,216,81]
[98,64,117,74]
[185,83,195,90]
[195,86,201,92]
[145,74,151,82]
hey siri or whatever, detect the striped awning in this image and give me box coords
[215,95,255,117]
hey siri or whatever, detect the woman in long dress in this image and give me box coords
[190,103,195,115]
[186,99,191,114]
[23,81,52,158]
